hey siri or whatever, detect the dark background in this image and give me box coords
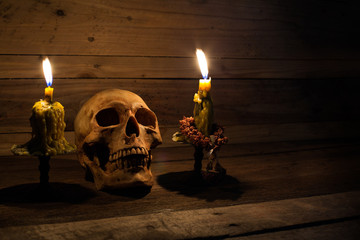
[0,0,359,148]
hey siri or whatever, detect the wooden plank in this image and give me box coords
[237,220,360,240]
[0,0,358,59]
[1,78,359,133]
[1,55,360,79]
[1,121,360,156]
[0,191,359,239]
[0,143,359,227]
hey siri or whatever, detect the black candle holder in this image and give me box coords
[11,144,76,189]
[38,155,51,187]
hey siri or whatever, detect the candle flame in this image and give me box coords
[196,49,208,79]
[42,57,53,87]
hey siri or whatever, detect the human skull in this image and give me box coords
[74,89,162,190]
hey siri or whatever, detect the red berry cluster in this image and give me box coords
[179,116,228,149]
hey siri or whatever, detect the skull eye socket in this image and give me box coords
[95,108,120,127]
[135,108,156,128]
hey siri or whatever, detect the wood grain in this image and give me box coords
[0,142,359,227]
[0,0,358,59]
[1,0,360,160]
[1,78,359,133]
[1,122,360,156]
[1,56,360,79]
[0,192,359,239]
[0,1,359,238]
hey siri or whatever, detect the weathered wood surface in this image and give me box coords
[0,141,359,239]
[1,55,360,79]
[1,0,360,147]
[0,1,359,238]
[1,121,360,156]
[0,0,359,59]
[0,142,359,224]
[0,192,359,240]
[1,78,359,131]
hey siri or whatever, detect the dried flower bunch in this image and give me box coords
[179,116,228,149]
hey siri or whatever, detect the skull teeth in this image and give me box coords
[106,147,150,171]
[109,147,148,162]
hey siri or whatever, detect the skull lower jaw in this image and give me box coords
[82,144,154,190]
[86,161,153,190]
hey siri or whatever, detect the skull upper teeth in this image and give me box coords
[106,147,150,171]
[110,147,148,160]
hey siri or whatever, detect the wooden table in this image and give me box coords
[0,140,359,239]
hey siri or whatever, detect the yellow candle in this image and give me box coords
[44,86,53,102]
[30,58,75,155]
[29,100,75,156]
[11,57,75,156]
[193,49,213,136]
[199,78,211,92]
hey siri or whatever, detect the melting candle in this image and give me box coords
[30,57,74,155]
[193,49,213,136]
[11,58,75,156]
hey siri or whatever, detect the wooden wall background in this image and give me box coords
[0,0,359,155]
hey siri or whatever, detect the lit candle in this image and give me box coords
[11,58,75,156]
[43,58,54,102]
[29,57,75,155]
[196,49,211,92]
[193,49,213,136]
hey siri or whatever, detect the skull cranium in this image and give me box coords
[74,89,162,190]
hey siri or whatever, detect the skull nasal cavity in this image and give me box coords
[126,116,140,137]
